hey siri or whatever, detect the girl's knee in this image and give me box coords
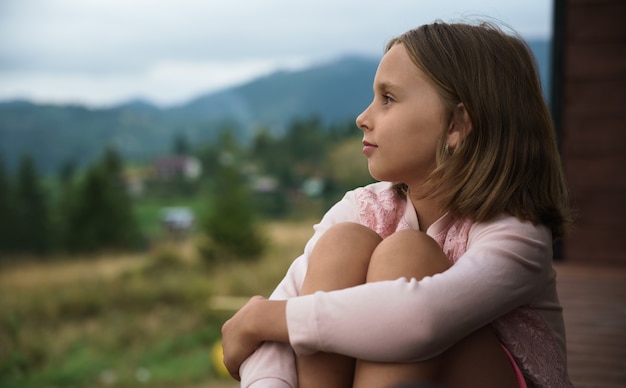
[311,223,382,263]
[303,223,382,293]
[367,230,450,282]
[322,222,382,244]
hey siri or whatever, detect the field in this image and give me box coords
[0,220,315,388]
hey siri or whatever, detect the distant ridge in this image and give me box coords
[0,39,550,174]
[167,55,378,132]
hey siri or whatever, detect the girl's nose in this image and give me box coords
[356,106,370,131]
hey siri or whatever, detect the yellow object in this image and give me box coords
[211,340,231,378]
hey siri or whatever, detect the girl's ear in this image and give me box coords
[447,103,473,149]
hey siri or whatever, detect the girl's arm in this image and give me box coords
[287,215,554,361]
[221,297,289,382]
[226,189,361,387]
[224,214,554,378]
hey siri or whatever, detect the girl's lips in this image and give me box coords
[362,140,377,155]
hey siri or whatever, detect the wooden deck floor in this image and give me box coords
[555,263,626,388]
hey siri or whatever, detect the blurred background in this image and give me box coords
[2,1,622,387]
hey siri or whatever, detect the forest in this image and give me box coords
[0,116,372,259]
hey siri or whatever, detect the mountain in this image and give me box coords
[170,55,377,132]
[0,39,550,174]
[0,56,379,174]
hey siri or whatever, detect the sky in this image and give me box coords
[0,0,553,108]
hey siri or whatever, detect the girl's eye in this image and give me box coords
[383,95,394,104]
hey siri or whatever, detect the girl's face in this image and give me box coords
[356,43,447,188]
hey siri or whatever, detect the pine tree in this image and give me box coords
[52,160,79,252]
[67,147,139,252]
[13,154,49,255]
[101,147,139,248]
[200,130,265,260]
[0,154,16,255]
[173,132,190,155]
[202,163,265,259]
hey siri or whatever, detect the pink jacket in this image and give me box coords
[240,181,572,387]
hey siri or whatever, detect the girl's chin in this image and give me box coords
[367,167,390,183]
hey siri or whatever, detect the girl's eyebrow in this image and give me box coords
[374,81,400,94]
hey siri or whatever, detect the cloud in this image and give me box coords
[0,57,313,107]
[0,0,552,106]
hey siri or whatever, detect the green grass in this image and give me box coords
[0,220,313,387]
[1,272,225,387]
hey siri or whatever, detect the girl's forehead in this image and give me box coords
[374,45,426,88]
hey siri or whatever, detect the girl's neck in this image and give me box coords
[408,194,443,232]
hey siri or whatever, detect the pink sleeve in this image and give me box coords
[286,216,553,362]
[239,191,360,387]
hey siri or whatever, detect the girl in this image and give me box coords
[222,21,572,388]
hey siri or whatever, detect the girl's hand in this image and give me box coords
[221,295,266,380]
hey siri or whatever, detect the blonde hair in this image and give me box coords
[388,21,570,240]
